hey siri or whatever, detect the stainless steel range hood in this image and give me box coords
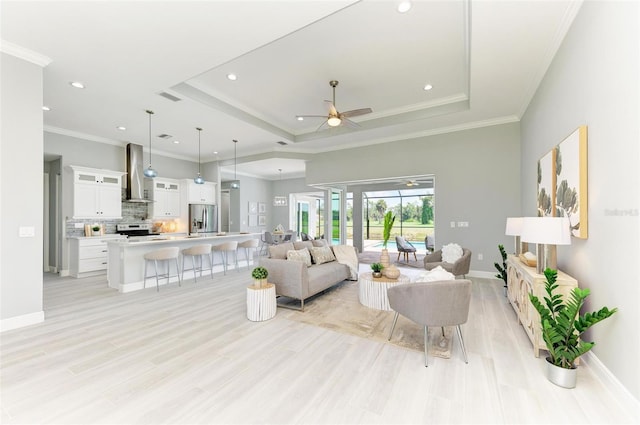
[125,143,152,203]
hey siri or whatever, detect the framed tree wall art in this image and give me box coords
[556,126,588,238]
[537,125,588,239]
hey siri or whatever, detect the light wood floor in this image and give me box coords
[1,264,636,424]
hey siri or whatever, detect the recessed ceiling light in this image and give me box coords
[213,151,218,154]
[297,116,304,121]
[227,73,237,81]
[70,81,85,89]
[42,106,51,111]
[397,1,412,13]
[423,84,433,91]
[116,126,126,131]
[173,140,180,144]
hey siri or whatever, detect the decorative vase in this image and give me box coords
[546,357,577,389]
[92,229,101,236]
[380,248,390,269]
[372,271,382,278]
[384,264,400,279]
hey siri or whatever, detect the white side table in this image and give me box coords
[359,272,410,311]
[246,283,277,321]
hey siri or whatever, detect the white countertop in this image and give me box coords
[106,232,261,247]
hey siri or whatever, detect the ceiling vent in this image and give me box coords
[277,141,288,146]
[158,91,182,102]
[157,133,172,139]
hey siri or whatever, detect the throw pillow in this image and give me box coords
[309,246,336,265]
[293,241,314,251]
[441,243,463,263]
[269,242,295,259]
[311,239,329,247]
[286,248,312,267]
[413,265,455,282]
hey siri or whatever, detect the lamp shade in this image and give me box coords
[521,217,571,245]
[505,217,523,236]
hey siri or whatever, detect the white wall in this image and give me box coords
[521,1,639,402]
[305,123,522,273]
[0,53,44,329]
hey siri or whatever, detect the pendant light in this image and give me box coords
[194,127,205,184]
[273,168,288,206]
[230,139,240,189]
[143,110,157,178]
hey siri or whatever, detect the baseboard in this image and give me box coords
[582,351,640,421]
[59,269,69,277]
[0,311,45,332]
[468,270,497,279]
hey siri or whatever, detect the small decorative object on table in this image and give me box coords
[384,264,400,279]
[251,266,269,288]
[529,268,617,388]
[370,262,383,278]
[91,225,101,236]
[379,211,396,269]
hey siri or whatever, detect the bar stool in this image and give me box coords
[143,247,181,292]
[238,238,260,270]
[181,244,213,282]
[212,241,239,275]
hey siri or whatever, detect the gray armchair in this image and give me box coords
[395,235,417,262]
[423,248,471,278]
[387,279,472,367]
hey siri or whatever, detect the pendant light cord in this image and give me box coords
[233,139,238,180]
[197,127,202,174]
[146,110,154,166]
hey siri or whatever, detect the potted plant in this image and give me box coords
[251,266,269,288]
[494,244,508,296]
[370,263,384,278]
[529,268,617,388]
[91,224,101,236]
[379,211,396,271]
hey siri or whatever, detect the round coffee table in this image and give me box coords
[358,272,410,311]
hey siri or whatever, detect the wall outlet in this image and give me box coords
[458,221,469,227]
[450,221,456,228]
[478,253,483,261]
[19,226,35,237]
[74,223,85,229]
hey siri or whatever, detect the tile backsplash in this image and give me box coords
[66,201,149,237]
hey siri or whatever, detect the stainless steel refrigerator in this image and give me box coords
[189,204,218,235]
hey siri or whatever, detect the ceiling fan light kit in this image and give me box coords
[297,80,372,130]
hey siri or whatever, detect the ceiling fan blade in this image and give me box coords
[341,117,361,129]
[328,103,338,116]
[315,120,330,132]
[341,107,373,118]
[296,114,328,119]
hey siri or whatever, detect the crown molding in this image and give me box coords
[0,40,51,67]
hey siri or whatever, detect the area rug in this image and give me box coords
[278,281,452,358]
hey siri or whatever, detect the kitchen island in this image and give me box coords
[106,232,261,293]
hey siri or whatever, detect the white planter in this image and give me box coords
[546,357,577,388]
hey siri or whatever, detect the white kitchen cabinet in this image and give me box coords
[70,166,124,219]
[185,180,216,204]
[69,235,125,278]
[146,179,181,218]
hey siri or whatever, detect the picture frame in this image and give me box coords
[258,215,266,226]
[537,125,588,239]
[258,202,266,213]
[249,201,257,214]
[556,126,588,238]
[248,215,257,227]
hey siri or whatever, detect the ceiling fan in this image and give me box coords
[397,179,432,187]
[297,80,372,130]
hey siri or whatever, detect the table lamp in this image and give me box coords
[520,217,571,273]
[505,217,527,255]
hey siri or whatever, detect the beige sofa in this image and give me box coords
[259,240,358,311]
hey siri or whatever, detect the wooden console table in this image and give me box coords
[506,255,578,358]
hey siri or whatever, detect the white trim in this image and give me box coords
[59,269,69,277]
[0,40,51,67]
[1,311,45,332]
[582,351,640,421]
[468,270,496,279]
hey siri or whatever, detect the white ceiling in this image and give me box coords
[1,0,581,180]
